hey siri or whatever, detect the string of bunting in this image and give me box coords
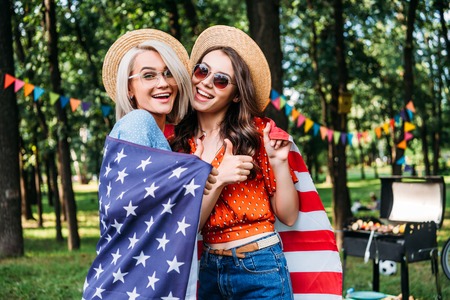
[2,73,113,117]
[270,89,416,166]
[2,71,416,166]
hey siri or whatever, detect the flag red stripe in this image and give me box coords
[280,230,338,252]
[298,190,326,212]
[290,271,342,295]
[289,150,308,172]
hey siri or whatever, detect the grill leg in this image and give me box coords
[400,257,409,299]
[372,259,379,292]
[430,249,442,300]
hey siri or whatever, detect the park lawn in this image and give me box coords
[0,175,449,300]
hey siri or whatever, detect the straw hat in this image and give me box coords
[102,29,189,102]
[189,25,271,112]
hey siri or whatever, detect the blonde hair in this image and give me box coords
[115,40,192,124]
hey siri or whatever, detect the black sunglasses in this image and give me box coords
[192,64,236,90]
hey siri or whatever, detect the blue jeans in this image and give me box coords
[198,233,293,300]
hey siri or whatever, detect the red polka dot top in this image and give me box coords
[188,117,297,244]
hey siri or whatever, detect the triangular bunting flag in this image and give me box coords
[14,79,25,92]
[397,140,407,149]
[291,108,300,121]
[304,119,314,133]
[33,87,45,101]
[4,73,15,89]
[404,122,416,132]
[394,114,401,124]
[327,129,333,143]
[271,97,281,110]
[406,101,416,113]
[279,95,286,109]
[383,123,389,134]
[70,98,81,112]
[396,156,406,165]
[313,123,320,136]
[406,109,413,120]
[49,92,60,105]
[284,103,293,117]
[333,131,340,144]
[24,83,35,97]
[297,114,305,128]
[60,95,70,107]
[375,127,382,139]
[270,89,280,100]
[347,133,354,146]
[70,98,82,112]
[390,118,395,129]
[340,132,347,145]
[400,109,407,121]
[362,131,370,143]
[81,101,92,112]
[101,105,112,117]
[404,132,413,141]
[320,126,327,140]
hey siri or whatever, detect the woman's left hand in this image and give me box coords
[263,122,291,164]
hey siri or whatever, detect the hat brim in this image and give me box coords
[102,29,189,102]
[189,25,271,112]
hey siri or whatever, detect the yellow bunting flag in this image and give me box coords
[406,101,416,113]
[383,123,389,134]
[397,140,407,149]
[24,83,35,97]
[304,119,314,133]
[404,122,416,132]
[70,98,82,112]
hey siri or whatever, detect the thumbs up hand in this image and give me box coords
[216,139,254,185]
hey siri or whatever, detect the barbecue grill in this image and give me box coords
[342,176,446,299]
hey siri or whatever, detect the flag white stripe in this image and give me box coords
[285,251,343,272]
[293,294,343,300]
[276,211,334,232]
[294,171,317,192]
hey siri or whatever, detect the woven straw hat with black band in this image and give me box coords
[102,29,190,102]
[189,25,271,112]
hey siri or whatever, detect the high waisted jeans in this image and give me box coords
[198,233,293,300]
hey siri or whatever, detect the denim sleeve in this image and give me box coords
[109,109,171,151]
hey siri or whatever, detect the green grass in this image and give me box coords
[0,173,449,300]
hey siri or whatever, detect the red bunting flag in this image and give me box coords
[4,73,15,89]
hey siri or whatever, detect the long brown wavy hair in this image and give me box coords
[170,46,263,160]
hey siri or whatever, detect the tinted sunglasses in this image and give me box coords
[192,64,236,90]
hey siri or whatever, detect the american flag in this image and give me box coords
[82,136,212,300]
[195,133,343,299]
[276,136,343,299]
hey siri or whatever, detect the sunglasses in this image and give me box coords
[192,64,236,90]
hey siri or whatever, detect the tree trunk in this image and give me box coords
[330,0,351,249]
[183,0,199,36]
[0,0,24,258]
[33,144,44,227]
[393,0,418,175]
[246,0,288,130]
[166,0,181,40]
[44,0,80,250]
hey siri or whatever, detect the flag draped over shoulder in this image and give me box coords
[82,136,212,300]
[275,136,343,299]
